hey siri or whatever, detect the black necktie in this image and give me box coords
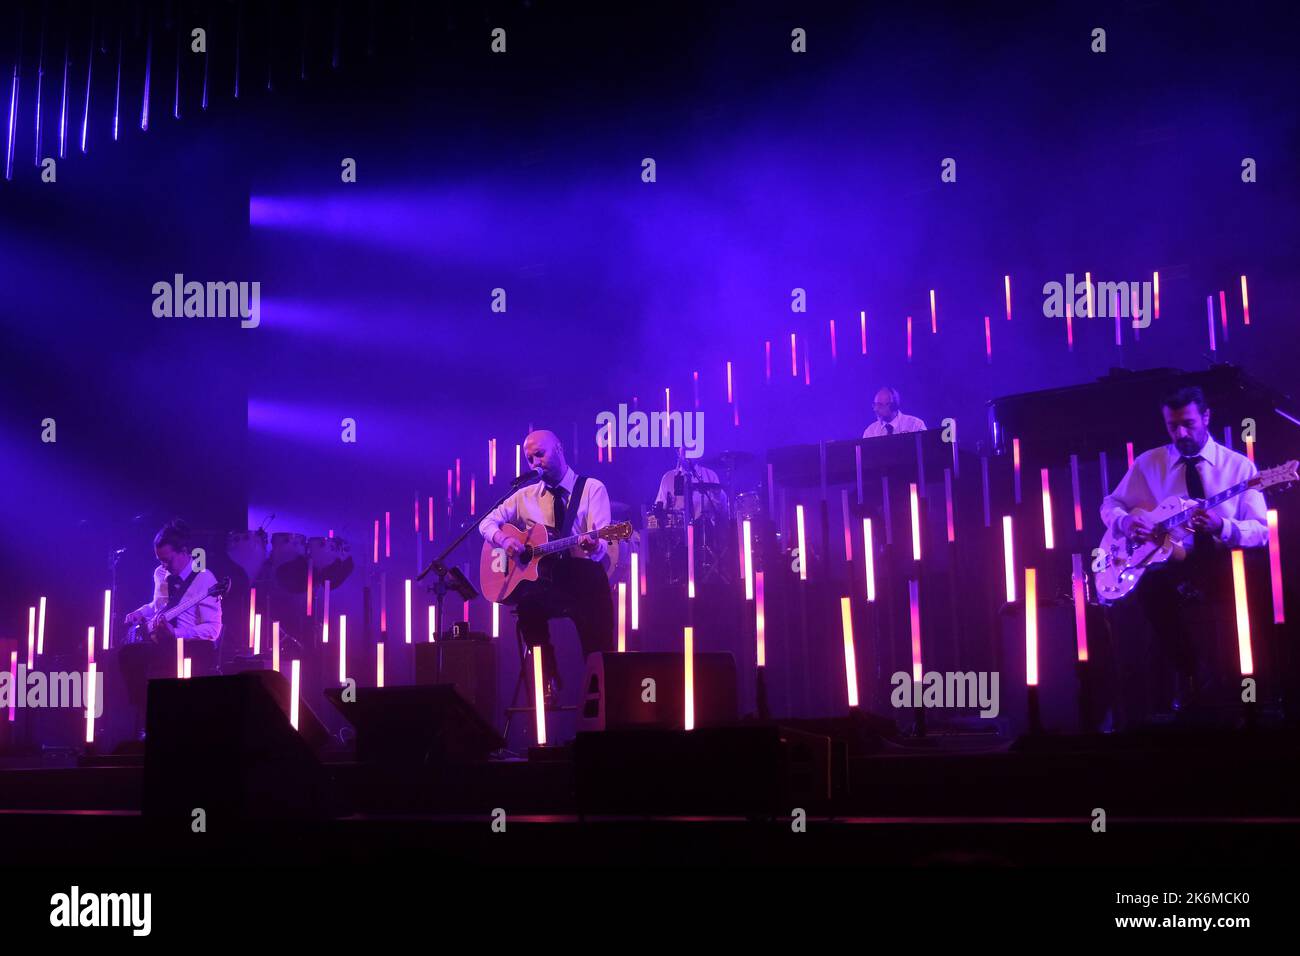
[550,485,567,531]
[166,573,184,600]
[1180,455,1212,551]
[884,423,894,435]
[1180,455,1206,498]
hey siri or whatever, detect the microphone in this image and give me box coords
[512,468,542,486]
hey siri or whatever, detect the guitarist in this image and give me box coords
[121,519,223,737]
[478,430,615,702]
[1099,386,1267,723]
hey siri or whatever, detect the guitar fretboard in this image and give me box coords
[1157,478,1253,531]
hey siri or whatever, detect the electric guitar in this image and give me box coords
[479,522,633,603]
[121,576,231,645]
[1092,460,1297,602]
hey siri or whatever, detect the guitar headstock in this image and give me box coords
[210,576,232,599]
[1257,460,1300,492]
[598,521,634,543]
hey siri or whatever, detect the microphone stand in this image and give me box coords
[416,474,540,639]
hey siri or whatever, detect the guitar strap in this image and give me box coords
[559,476,588,540]
[164,569,202,611]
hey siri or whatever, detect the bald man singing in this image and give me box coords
[478,430,615,700]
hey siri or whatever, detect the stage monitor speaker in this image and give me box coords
[325,684,504,766]
[577,651,737,732]
[142,673,330,822]
[413,640,498,727]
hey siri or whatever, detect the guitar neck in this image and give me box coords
[1159,478,1254,531]
[535,530,599,556]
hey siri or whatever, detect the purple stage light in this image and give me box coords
[113,29,121,141]
[58,42,68,157]
[5,62,17,181]
[141,21,152,131]
[34,22,44,165]
[80,25,93,153]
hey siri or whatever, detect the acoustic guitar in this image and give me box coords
[479,522,633,603]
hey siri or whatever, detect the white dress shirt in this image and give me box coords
[654,464,726,518]
[1100,435,1268,548]
[132,559,223,641]
[479,466,612,561]
[863,413,927,438]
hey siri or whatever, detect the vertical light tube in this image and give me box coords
[906,315,913,361]
[1153,270,1161,319]
[687,523,696,598]
[428,603,437,642]
[85,662,97,742]
[249,586,257,648]
[1268,509,1285,624]
[1231,549,1254,675]
[7,651,16,722]
[290,660,301,730]
[929,289,937,333]
[755,572,766,667]
[404,578,412,644]
[1070,454,1083,531]
[1240,275,1250,325]
[1012,438,1022,503]
[37,597,47,655]
[1071,553,1089,661]
[338,614,347,684]
[492,601,500,639]
[790,332,798,376]
[1206,295,1217,352]
[863,518,876,601]
[272,621,281,672]
[102,589,112,651]
[1126,442,1134,469]
[860,310,867,355]
[175,636,184,678]
[1084,271,1093,318]
[984,315,992,362]
[944,469,955,543]
[254,613,262,655]
[322,581,331,643]
[684,626,695,731]
[1041,468,1055,550]
[630,551,640,629]
[1003,516,1016,602]
[909,482,922,560]
[1004,275,1012,321]
[840,597,859,708]
[533,649,547,745]
[617,582,627,653]
[908,580,922,682]
[743,519,754,600]
[376,643,385,688]
[27,607,36,668]
[87,625,95,666]
[1025,568,1039,686]
[183,658,192,679]
[795,504,808,581]
[726,360,734,402]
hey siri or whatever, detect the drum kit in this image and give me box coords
[644,450,760,588]
[225,528,355,592]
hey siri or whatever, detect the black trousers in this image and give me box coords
[1123,545,1238,720]
[510,557,614,679]
[120,638,219,729]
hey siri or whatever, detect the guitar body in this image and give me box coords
[1093,495,1194,603]
[479,523,620,604]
